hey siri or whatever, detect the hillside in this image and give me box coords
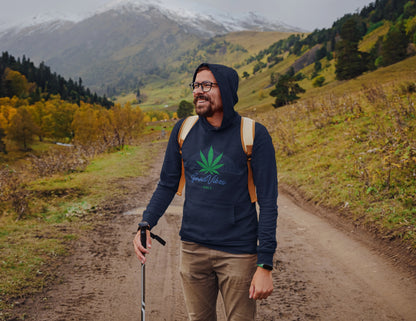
[131,30,298,111]
[261,55,416,248]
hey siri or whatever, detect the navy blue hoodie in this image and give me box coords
[142,63,278,266]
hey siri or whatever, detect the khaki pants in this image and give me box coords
[179,241,257,321]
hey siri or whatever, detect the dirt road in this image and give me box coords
[14,142,416,321]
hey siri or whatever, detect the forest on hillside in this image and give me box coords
[130,0,416,109]
[0,52,113,108]
[248,0,416,109]
[244,0,416,78]
[0,52,124,155]
[0,53,181,156]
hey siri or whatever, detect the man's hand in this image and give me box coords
[249,266,273,300]
[133,229,151,264]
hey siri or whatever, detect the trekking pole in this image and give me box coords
[137,222,166,321]
[140,225,147,321]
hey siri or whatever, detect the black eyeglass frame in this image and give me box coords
[189,81,219,92]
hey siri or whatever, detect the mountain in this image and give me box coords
[0,0,302,94]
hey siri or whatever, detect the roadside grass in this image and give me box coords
[256,62,416,246]
[0,218,70,311]
[0,141,159,317]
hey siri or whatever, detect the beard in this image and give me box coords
[193,94,222,118]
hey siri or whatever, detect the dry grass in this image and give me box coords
[255,67,416,246]
[0,136,164,315]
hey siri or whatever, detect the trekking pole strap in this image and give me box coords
[150,232,166,246]
[137,221,166,246]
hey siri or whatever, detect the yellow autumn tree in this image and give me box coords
[145,110,172,121]
[0,102,18,153]
[0,103,17,129]
[3,68,36,98]
[143,114,151,123]
[0,97,21,109]
[28,99,54,141]
[43,97,77,141]
[6,106,40,151]
[108,103,144,149]
[72,103,110,148]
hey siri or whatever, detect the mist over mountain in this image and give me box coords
[0,0,302,94]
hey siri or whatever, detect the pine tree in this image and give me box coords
[335,17,368,80]
[269,74,305,108]
[380,22,409,66]
[177,100,194,118]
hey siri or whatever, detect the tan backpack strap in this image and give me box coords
[177,160,186,196]
[178,115,199,146]
[241,117,257,203]
[177,116,199,196]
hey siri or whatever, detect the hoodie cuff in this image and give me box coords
[257,251,274,267]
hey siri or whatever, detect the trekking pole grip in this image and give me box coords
[141,229,147,250]
[138,221,150,252]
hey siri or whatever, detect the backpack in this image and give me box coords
[176,115,257,203]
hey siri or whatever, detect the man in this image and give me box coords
[133,63,278,320]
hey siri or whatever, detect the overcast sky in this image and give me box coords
[0,0,375,31]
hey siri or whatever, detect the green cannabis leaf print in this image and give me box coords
[197,146,224,175]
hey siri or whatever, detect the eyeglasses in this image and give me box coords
[189,81,218,92]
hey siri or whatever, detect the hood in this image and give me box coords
[193,63,239,129]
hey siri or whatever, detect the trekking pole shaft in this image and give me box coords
[140,229,147,321]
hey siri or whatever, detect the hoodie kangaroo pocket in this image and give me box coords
[180,199,236,243]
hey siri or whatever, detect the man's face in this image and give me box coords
[193,69,223,118]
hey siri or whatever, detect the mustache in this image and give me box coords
[193,94,210,105]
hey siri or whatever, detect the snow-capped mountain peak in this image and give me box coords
[96,0,163,14]
[1,11,82,33]
[1,0,303,35]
